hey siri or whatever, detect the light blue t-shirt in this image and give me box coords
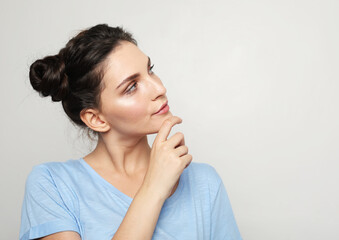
[20,158,242,240]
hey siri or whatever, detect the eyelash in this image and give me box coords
[149,64,154,74]
[126,82,137,95]
[125,64,155,95]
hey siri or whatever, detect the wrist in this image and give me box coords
[137,184,167,204]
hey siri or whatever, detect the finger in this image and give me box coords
[181,154,193,169]
[174,145,189,157]
[154,116,182,143]
[167,132,185,149]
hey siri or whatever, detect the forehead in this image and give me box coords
[102,41,147,88]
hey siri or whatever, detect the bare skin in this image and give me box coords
[39,41,192,239]
[84,136,180,199]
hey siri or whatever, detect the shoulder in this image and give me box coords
[27,159,79,175]
[188,161,219,174]
[185,161,223,193]
[25,159,82,189]
[23,159,84,214]
[20,160,83,240]
[187,162,222,182]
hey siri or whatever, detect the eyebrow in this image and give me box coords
[116,56,151,90]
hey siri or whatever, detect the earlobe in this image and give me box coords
[80,109,110,133]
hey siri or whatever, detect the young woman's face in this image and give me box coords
[98,41,173,136]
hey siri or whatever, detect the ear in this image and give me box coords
[80,108,110,133]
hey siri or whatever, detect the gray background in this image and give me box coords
[1,0,338,239]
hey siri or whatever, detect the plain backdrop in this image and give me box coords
[1,0,338,239]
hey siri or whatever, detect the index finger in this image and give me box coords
[154,116,183,143]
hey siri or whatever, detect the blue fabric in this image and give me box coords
[20,158,242,240]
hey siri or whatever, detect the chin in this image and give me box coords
[155,111,173,122]
[146,112,173,134]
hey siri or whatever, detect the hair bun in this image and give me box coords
[29,54,69,102]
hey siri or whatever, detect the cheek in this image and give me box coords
[126,104,147,120]
[115,98,149,121]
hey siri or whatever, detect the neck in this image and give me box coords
[84,133,151,176]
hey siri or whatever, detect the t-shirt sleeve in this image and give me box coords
[19,165,80,240]
[210,168,242,240]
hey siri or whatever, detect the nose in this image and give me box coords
[148,75,167,101]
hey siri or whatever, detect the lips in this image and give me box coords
[153,100,168,115]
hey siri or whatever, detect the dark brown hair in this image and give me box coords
[29,24,137,140]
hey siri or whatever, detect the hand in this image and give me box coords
[141,116,193,200]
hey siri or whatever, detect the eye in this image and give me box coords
[125,82,137,95]
[149,64,154,74]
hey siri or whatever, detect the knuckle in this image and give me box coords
[162,144,169,151]
[181,145,187,152]
[176,132,184,138]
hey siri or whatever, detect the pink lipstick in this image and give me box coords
[153,101,169,115]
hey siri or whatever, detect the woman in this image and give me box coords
[20,24,242,240]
